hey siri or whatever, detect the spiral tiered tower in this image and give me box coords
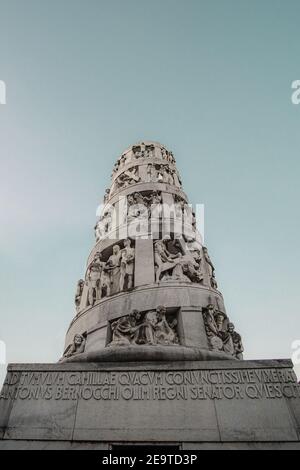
[63,141,243,362]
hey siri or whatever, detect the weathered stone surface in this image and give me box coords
[1,360,300,449]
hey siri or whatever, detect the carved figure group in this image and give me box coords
[132,143,155,159]
[85,240,135,306]
[154,237,203,284]
[112,145,176,179]
[161,147,176,164]
[108,306,178,347]
[146,163,181,188]
[113,166,140,192]
[203,304,243,359]
[127,191,162,220]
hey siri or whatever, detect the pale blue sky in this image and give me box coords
[1,0,300,386]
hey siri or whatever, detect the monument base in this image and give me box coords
[1,359,300,450]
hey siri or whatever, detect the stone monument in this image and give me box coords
[1,141,300,450]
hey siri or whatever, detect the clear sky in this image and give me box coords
[1,0,300,386]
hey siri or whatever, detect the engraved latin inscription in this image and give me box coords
[1,368,299,402]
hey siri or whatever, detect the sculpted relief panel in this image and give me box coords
[153,237,218,288]
[203,304,244,359]
[83,239,135,307]
[111,143,177,177]
[146,163,181,188]
[127,191,162,221]
[107,306,179,347]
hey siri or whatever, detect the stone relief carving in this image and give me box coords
[132,142,155,159]
[203,304,243,359]
[201,247,218,289]
[107,307,179,347]
[86,240,135,305]
[103,188,110,204]
[174,195,186,218]
[108,310,140,346]
[127,191,162,220]
[119,153,128,167]
[61,334,86,360]
[161,147,176,164]
[154,237,203,284]
[120,238,135,291]
[86,252,106,306]
[146,163,178,187]
[147,163,157,182]
[75,279,84,309]
[111,145,178,181]
[105,244,122,295]
[173,195,193,225]
[223,322,244,359]
[94,210,113,241]
[155,306,178,345]
[114,166,140,191]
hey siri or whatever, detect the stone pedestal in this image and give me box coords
[1,359,300,450]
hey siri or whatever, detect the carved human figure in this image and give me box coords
[142,311,158,345]
[120,239,135,291]
[127,194,143,222]
[132,145,142,158]
[86,253,105,306]
[162,165,174,185]
[161,147,168,160]
[94,220,103,241]
[104,211,112,233]
[149,191,162,219]
[96,210,113,240]
[181,259,203,283]
[217,312,226,331]
[203,304,220,337]
[151,191,162,205]
[203,304,225,352]
[132,192,149,218]
[154,238,180,282]
[109,312,140,347]
[145,144,155,158]
[174,197,186,219]
[223,323,244,359]
[147,163,157,182]
[116,167,140,190]
[201,247,218,289]
[63,334,86,359]
[75,279,84,309]
[119,154,127,167]
[106,244,122,294]
[156,238,203,284]
[156,165,164,182]
[103,189,110,204]
[155,306,178,345]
